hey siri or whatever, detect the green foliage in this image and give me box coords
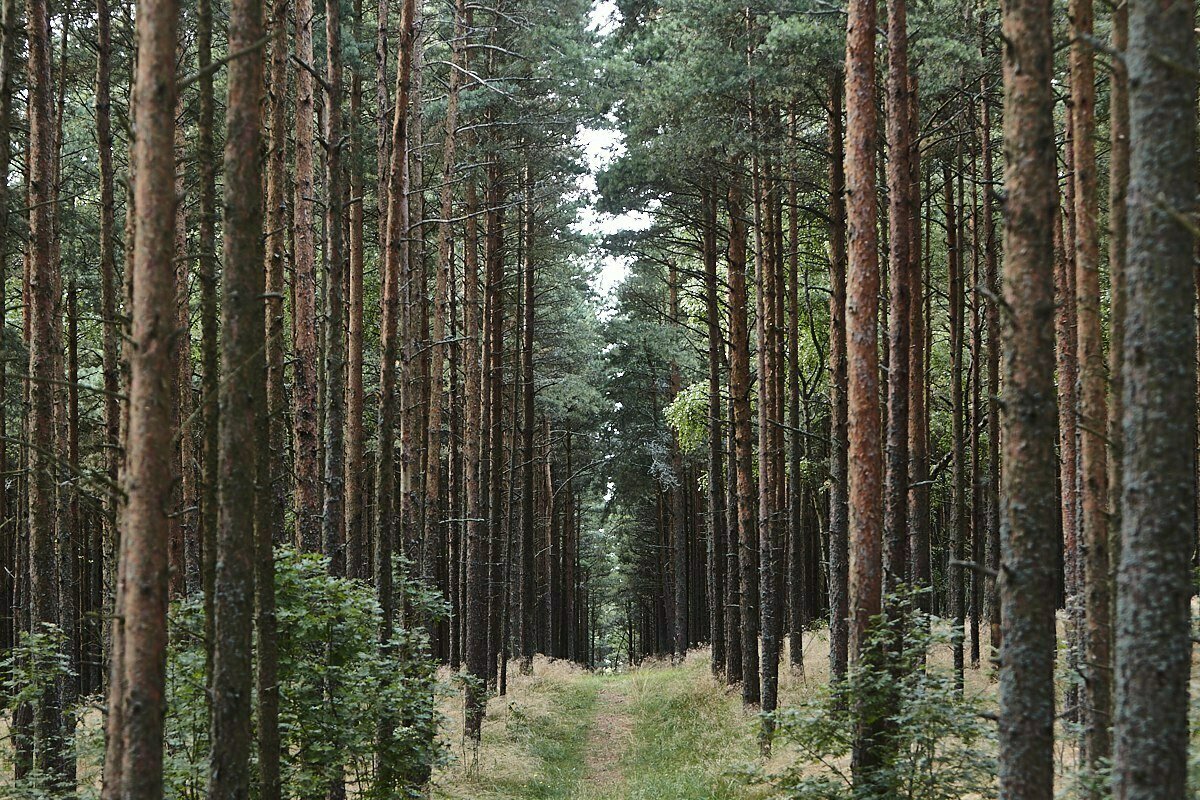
[754,599,996,800]
[72,547,441,799]
[664,381,711,454]
[1,625,74,799]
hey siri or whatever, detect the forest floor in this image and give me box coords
[431,630,964,800]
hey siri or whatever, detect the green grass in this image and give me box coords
[434,657,774,800]
[434,669,604,800]
[607,661,767,800]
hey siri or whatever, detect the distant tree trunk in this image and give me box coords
[826,74,850,685]
[105,0,179,793]
[462,168,488,739]
[703,188,726,678]
[980,37,1001,652]
[424,0,466,642]
[374,0,416,783]
[196,0,220,714]
[996,0,1057,792]
[292,0,321,551]
[906,74,929,616]
[172,97,197,596]
[946,161,966,688]
[883,0,912,618]
[669,256,688,662]
[727,170,758,706]
[1069,0,1112,770]
[786,119,804,674]
[322,0,346,575]
[1105,0,1128,633]
[26,0,65,778]
[1112,0,1196,794]
[208,0,265,791]
[843,0,884,775]
[1055,116,1082,723]
[519,159,536,673]
[724,405,742,681]
[755,152,782,744]
[95,0,121,646]
[96,0,123,781]
[485,153,506,687]
[259,3,287,796]
[0,0,14,681]
[345,0,365,582]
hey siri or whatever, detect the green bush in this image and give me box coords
[756,598,997,800]
[61,547,442,799]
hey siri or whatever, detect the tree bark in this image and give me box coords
[105,0,179,793]
[1112,0,1197,793]
[884,0,912,617]
[1069,0,1112,769]
[292,0,321,551]
[826,74,850,685]
[519,159,536,673]
[704,188,726,678]
[997,0,1058,792]
[844,0,883,775]
[208,0,265,791]
[727,170,758,706]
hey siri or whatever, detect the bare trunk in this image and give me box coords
[1069,0,1112,770]
[826,74,850,685]
[997,0,1058,793]
[1113,0,1197,793]
[106,0,179,793]
[292,0,321,551]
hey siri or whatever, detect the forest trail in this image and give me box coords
[433,644,833,800]
[578,684,634,790]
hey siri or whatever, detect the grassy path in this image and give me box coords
[433,656,781,800]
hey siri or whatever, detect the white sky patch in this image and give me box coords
[574,123,652,304]
[588,0,620,34]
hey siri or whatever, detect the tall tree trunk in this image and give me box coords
[485,153,506,687]
[884,0,912,621]
[208,0,265,791]
[1069,0,1112,769]
[1055,120,1082,723]
[322,0,346,575]
[374,0,417,781]
[105,0,179,792]
[345,0,366,582]
[292,0,321,551]
[727,170,758,706]
[980,37,1001,652]
[196,0,220,717]
[946,161,966,688]
[1105,0,1128,641]
[26,0,64,778]
[519,159,536,673]
[786,139,804,672]
[997,0,1057,793]
[259,3,287,796]
[906,74,929,616]
[424,0,466,640]
[1112,0,1196,792]
[826,74,850,685]
[844,0,884,775]
[95,0,121,669]
[704,188,726,678]
[463,170,488,740]
[724,399,742,681]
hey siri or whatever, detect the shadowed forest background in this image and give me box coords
[0,0,1198,797]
